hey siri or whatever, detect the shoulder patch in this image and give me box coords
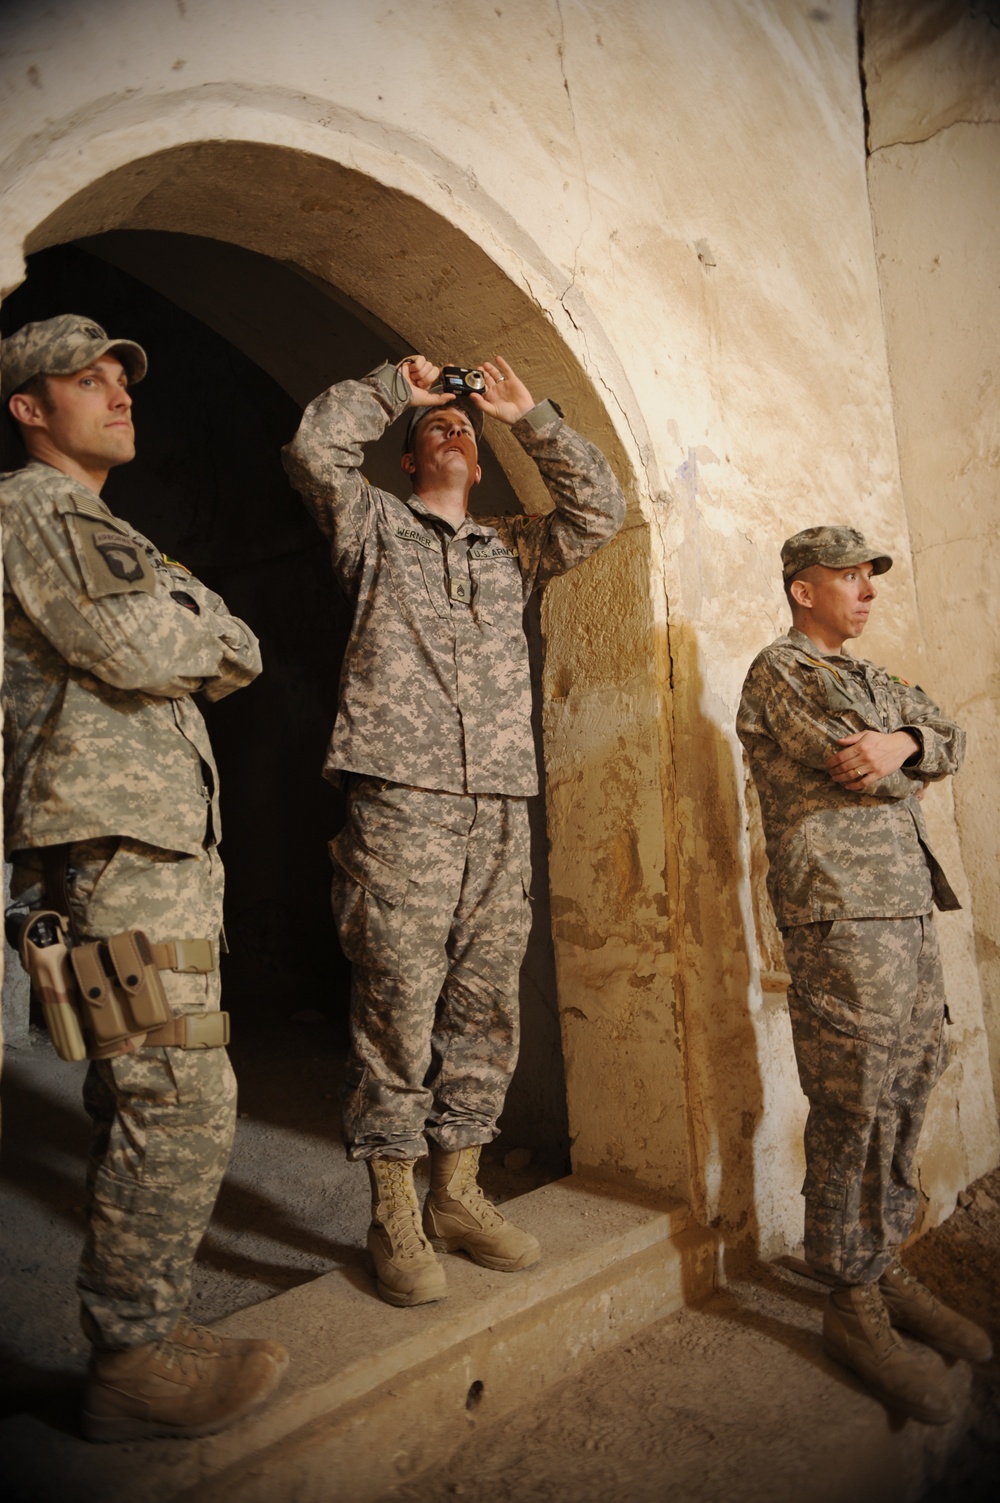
[162,554,191,574]
[888,673,912,687]
[65,514,156,599]
[70,492,117,525]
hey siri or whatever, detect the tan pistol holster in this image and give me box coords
[19,910,88,1062]
[21,910,228,1061]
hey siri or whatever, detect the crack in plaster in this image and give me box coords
[858,5,1000,158]
[552,0,593,297]
[552,0,608,456]
[856,11,926,601]
[856,4,872,156]
[554,287,653,497]
[912,535,996,554]
[869,116,1000,155]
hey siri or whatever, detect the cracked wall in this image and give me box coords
[0,0,997,1265]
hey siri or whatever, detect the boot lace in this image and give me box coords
[453,1147,505,1230]
[856,1282,896,1357]
[888,1261,924,1293]
[172,1315,220,1352]
[884,1261,937,1311]
[379,1160,430,1262]
[153,1337,209,1381]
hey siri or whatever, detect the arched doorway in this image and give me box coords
[4,134,690,1205]
[1,132,643,1151]
[1,220,571,1157]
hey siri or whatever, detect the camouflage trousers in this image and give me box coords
[13,838,236,1351]
[331,777,532,1161]
[782,913,947,1285]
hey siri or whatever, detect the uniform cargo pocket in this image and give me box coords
[787,982,897,1118]
[328,835,409,905]
[329,835,409,973]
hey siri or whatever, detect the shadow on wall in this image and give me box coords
[667,620,769,1267]
[0,238,569,1160]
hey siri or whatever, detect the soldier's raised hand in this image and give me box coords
[468,357,536,426]
[397,356,453,408]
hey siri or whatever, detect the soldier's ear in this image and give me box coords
[8,392,46,429]
[789,578,813,609]
[401,451,416,476]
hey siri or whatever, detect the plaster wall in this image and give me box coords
[0,0,995,1260]
[863,0,1000,1135]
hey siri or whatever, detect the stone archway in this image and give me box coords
[4,132,692,1203]
[18,139,632,494]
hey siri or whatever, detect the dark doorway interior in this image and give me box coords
[0,235,569,1159]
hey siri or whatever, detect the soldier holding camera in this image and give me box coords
[2,315,287,1439]
[283,353,624,1306]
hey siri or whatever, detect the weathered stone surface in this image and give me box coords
[864,2,1000,1157]
[862,0,1000,152]
[0,0,995,1273]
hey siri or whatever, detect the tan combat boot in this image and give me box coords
[169,1312,291,1368]
[880,1260,994,1362]
[367,1157,448,1307]
[423,1144,541,1272]
[823,1282,955,1425]
[82,1331,287,1442]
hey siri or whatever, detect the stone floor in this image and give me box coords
[1,1013,998,1502]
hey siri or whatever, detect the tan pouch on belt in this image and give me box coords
[70,929,172,1048]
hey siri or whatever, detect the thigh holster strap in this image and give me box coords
[90,1010,231,1057]
[149,938,216,974]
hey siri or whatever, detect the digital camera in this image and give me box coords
[440,366,487,397]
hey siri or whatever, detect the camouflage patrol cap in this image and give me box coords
[403,392,484,453]
[781,525,892,581]
[1,314,147,395]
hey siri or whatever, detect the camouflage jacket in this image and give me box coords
[737,627,963,927]
[1,461,262,857]
[282,363,625,796]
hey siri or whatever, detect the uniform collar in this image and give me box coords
[405,490,497,541]
[787,626,855,662]
[24,459,107,505]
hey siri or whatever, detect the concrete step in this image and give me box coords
[2,1175,716,1503]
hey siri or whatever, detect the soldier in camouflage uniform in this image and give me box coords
[2,314,287,1440]
[737,525,991,1424]
[283,354,624,1305]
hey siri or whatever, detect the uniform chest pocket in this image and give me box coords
[387,536,450,620]
[823,673,884,729]
[470,554,524,626]
[823,675,862,714]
